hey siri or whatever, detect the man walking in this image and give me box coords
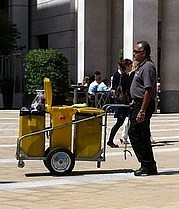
[128,40,158,176]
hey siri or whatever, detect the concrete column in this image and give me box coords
[123,0,158,65]
[9,0,29,54]
[76,0,123,83]
[160,1,179,113]
[110,0,123,72]
[9,0,29,108]
[85,0,109,79]
[0,94,4,108]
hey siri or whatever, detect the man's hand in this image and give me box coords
[136,110,145,123]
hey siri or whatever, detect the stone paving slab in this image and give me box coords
[0,110,179,209]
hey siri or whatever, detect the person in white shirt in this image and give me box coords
[88,71,109,95]
[88,71,111,107]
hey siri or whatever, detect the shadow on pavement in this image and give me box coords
[25,168,179,177]
[158,169,179,176]
[152,140,179,147]
[25,168,134,177]
[0,181,18,184]
[70,168,134,176]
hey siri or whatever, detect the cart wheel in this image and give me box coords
[18,160,25,168]
[43,147,50,169]
[46,147,75,176]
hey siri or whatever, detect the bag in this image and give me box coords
[31,90,45,112]
[112,73,126,103]
[113,84,126,103]
[121,117,130,140]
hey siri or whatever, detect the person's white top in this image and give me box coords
[118,68,122,74]
[88,81,110,95]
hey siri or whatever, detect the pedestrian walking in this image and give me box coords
[107,59,134,148]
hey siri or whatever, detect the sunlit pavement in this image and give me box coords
[0,110,179,209]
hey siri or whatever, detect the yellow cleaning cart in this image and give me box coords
[16,78,108,175]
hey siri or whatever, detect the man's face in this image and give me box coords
[95,74,101,82]
[133,43,146,63]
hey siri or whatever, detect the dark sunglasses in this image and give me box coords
[133,50,145,54]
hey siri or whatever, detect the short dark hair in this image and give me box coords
[137,40,151,57]
[94,71,101,75]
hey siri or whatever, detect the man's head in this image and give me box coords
[133,40,151,63]
[94,71,102,83]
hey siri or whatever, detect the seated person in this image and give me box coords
[88,71,110,107]
[82,76,90,87]
[88,71,110,95]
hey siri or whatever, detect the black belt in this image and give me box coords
[134,98,155,103]
[133,98,143,102]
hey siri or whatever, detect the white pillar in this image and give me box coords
[77,0,85,84]
[123,0,158,65]
[123,0,133,60]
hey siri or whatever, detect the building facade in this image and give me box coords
[1,0,179,112]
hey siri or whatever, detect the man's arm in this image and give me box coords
[136,87,153,123]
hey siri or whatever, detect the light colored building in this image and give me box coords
[1,0,179,112]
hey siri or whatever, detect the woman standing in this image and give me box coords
[107,59,134,148]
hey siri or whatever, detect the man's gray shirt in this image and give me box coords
[130,59,157,100]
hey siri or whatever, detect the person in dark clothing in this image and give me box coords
[128,40,158,176]
[107,59,134,148]
[111,61,123,91]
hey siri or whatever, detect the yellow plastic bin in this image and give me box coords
[50,106,77,150]
[43,77,77,150]
[74,107,104,158]
[19,107,45,157]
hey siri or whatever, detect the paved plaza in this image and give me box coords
[0,110,179,209]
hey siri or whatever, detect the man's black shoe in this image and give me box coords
[134,166,158,176]
[107,141,119,148]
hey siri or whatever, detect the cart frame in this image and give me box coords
[16,104,131,175]
[17,77,132,175]
[16,111,105,172]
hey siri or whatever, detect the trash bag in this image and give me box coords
[30,90,45,112]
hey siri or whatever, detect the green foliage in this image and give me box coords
[0,20,21,55]
[118,48,123,61]
[24,49,69,96]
